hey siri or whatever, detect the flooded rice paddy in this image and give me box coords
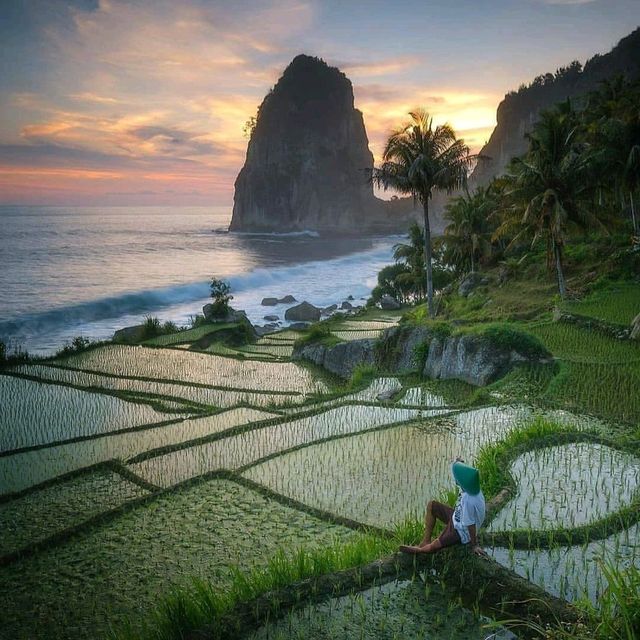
[1,332,639,638]
[246,576,516,640]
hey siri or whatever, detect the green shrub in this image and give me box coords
[349,364,377,389]
[209,277,233,318]
[460,323,549,359]
[293,323,342,349]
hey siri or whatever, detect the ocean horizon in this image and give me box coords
[0,205,401,355]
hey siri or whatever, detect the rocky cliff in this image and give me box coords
[293,323,552,386]
[230,55,409,234]
[472,27,640,185]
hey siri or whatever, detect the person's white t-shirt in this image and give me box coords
[452,490,486,544]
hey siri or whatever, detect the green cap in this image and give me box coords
[452,461,481,495]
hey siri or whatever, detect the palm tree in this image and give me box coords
[371,109,473,317]
[592,116,640,236]
[443,186,494,273]
[495,101,601,299]
[392,222,425,301]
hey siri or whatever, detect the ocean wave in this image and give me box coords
[0,238,400,342]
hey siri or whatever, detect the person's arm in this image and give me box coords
[468,524,486,557]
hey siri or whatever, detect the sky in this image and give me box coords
[1,0,639,207]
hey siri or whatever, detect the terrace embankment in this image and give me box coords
[293,322,552,385]
[186,491,579,640]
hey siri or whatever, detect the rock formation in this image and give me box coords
[472,28,640,185]
[293,323,552,385]
[230,55,410,234]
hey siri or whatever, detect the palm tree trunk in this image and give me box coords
[422,199,434,317]
[553,239,567,300]
[630,190,638,236]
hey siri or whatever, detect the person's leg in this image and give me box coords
[420,500,437,546]
[399,501,452,553]
[399,538,443,554]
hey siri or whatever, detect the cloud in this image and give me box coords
[333,56,419,78]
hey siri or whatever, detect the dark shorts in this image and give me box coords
[431,500,461,548]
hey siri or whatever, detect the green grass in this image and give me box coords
[527,322,640,363]
[562,281,640,326]
[111,523,420,640]
[143,323,236,346]
[515,322,640,423]
[544,360,640,424]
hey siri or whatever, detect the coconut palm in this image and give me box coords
[495,101,601,299]
[592,116,640,235]
[443,187,494,273]
[371,109,473,317]
[392,222,426,301]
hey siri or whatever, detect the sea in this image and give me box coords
[0,206,402,355]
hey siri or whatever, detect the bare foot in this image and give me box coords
[399,545,423,554]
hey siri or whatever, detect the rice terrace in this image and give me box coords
[1,3,640,640]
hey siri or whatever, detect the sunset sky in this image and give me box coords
[1,0,640,207]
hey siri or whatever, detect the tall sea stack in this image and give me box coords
[230,55,388,233]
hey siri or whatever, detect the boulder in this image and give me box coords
[261,297,279,306]
[203,305,249,324]
[285,301,321,322]
[113,324,146,344]
[377,325,432,374]
[277,295,297,304]
[293,339,376,378]
[263,314,279,322]
[341,301,353,310]
[423,333,545,386]
[289,322,310,330]
[379,295,401,310]
[458,272,488,297]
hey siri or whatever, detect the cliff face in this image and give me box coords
[230,55,395,233]
[472,28,640,185]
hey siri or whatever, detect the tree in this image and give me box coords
[443,186,494,273]
[392,222,426,301]
[209,278,233,318]
[371,109,473,317]
[494,101,601,299]
[590,115,640,236]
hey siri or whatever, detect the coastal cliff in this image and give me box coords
[472,27,640,185]
[230,55,409,234]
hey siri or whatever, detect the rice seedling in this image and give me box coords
[55,345,329,394]
[247,576,507,640]
[330,330,386,341]
[0,375,170,453]
[398,385,448,407]
[562,281,640,326]
[14,364,307,409]
[487,522,640,606]
[333,320,400,332]
[0,479,360,640]
[488,442,640,532]
[527,322,640,364]
[129,404,428,487]
[243,406,531,528]
[0,467,149,557]
[0,408,276,494]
